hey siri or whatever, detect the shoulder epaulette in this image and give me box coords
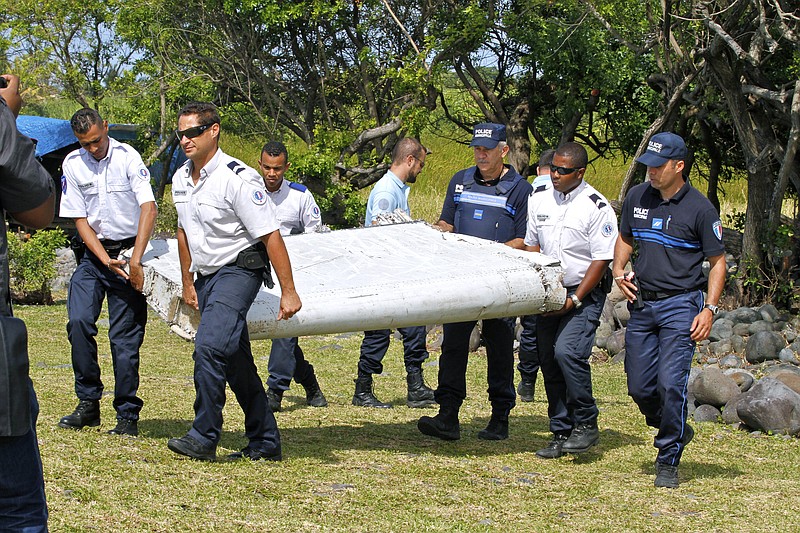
[227,160,247,175]
[589,193,607,209]
[534,184,548,194]
[288,181,307,192]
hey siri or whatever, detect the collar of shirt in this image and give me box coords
[385,170,408,192]
[81,136,120,167]
[646,178,691,205]
[192,148,223,182]
[556,179,587,203]
[266,178,287,196]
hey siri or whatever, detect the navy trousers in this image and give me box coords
[188,265,280,455]
[537,289,604,435]
[517,314,540,381]
[0,382,47,532]
[267,336,315,392]
[625,291,702,466]
[434,318,516,415]
[66,251,146,420]
[358,326,429,375]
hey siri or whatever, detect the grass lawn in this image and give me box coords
[19,302,800,532]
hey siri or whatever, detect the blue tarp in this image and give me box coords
[16,115,77,157]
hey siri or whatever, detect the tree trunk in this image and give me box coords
[507,100,531,177]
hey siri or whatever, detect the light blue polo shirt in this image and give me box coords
[364,170,410,225]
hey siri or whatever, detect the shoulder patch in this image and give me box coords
[713,220,723,241]
[288,181,307,192]
[252,189,267,205]
[589,193,607,210]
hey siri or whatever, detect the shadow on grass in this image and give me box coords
[637,459,744,481]
[140,414,645,463]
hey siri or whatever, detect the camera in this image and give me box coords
[0,77,7,89]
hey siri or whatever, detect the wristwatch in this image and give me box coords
[703,303,719,315]
[569,293,582,309]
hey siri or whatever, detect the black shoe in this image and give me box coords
[352,375,393,408]
[168,435,216,461]
[406,370,435,408]
[655,462,679,488]
[417,407,460,441]
[477,416,509,440]
[58,400,100,429]
[107,418,138,436]
[517,379,535,402]
[562,423,600,453]
[536,434,569,459]
[681,424,694,447]
[227,446,282,462]
[304,383,328,408]
[267,388,283,412]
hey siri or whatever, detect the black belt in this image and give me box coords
[639,288,698,301]
[100,237,136,252]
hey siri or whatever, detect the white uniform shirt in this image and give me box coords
[60,137,155,240]
[525,180,618,287]
[172,149,280,275]
[266,179,321,236]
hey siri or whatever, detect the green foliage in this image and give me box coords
[154,186,178,236]
[7,228,67,304]
[292,147,364,228]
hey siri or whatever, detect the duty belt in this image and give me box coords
[639,288,699,301]
[99,237,137,255]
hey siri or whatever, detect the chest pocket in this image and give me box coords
[76,180,99,196]
[106,178,132,193]
[195,195,235,231]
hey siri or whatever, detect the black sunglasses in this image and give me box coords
[550,165,584,175]
[175,122,217,140]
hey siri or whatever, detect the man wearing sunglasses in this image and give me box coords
[257,140,327,413]
[525,142,617,459]
[58,107,158,437]
[355,137,435,409]
[418,123,532,441]
[613,132,725,488]
[167,102,301,462]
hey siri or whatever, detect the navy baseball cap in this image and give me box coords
[636,132,687,167]
[470,123,506,148]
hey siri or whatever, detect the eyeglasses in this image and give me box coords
[411,155,425,169]
[550,165,583,175]
[175,122,217,140]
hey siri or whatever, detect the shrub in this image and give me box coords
[7,227,68,305]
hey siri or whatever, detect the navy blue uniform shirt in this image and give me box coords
[620,180,724,293]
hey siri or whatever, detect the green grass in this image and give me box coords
[20,302,800,531]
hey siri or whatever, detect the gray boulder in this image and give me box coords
[613,300,630,327]
[737,377,800,436]
[763,363,800,377]
[719,354,744,370]
[759,303,780,322]
[709,339,732,357]
[745,331,786,364]
[709,318,734,342]
[785,328,798,344]
[748,320,774,335]
[726,307,762,324]
[731,335,746,354]
[693,404,721,423]
[611,348,626,365]
[778,348,800,365]
[723,369,755,392]
[722,395,746,424]
[775,373,800,395]
[605,328,626,356]
[690,367,742,408]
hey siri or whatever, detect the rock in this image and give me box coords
[745,331,786,364]
[709,339,732,357]
[469,324,481,352]
[594,320,614,348]
[778,348,800,365]
[775,373,800,395]
[748,320,774,335]
[605,328,626,356]
[709,318,734,342]
[736,377,800,436]
[732,323,752,337]
[719,354,744,369]
[690,367,742,408]
[763,363,800,377]
[611,348,625,365]
[731,335,746,354]
[722,395,746,424]
[759,303,780,322]
[726,307,762,324]
[613,301,630,327]
[785,328,798,343]
[723,369,755,392]
[693,404,721,423]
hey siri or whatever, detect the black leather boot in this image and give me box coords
[477,412,509,440]
[352,373,392,408]
[58,400,100,429]
[302,374,328,407]
[517,374,536,402]
[417,405,460,440]
[562,422,600,453]
[266,388,283,412]
[406,369,435,408]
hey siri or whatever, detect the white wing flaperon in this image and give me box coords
[135,222,565,340]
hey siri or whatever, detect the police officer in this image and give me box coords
[58,108,157,437]
[354,137,435,409]
[517,148,555,403]
[258,140,326,412]
[613,132,725,488]
[0,72,55,533]
[167,102,301,462]
[525,142,617,459]
[417,123,532,440]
